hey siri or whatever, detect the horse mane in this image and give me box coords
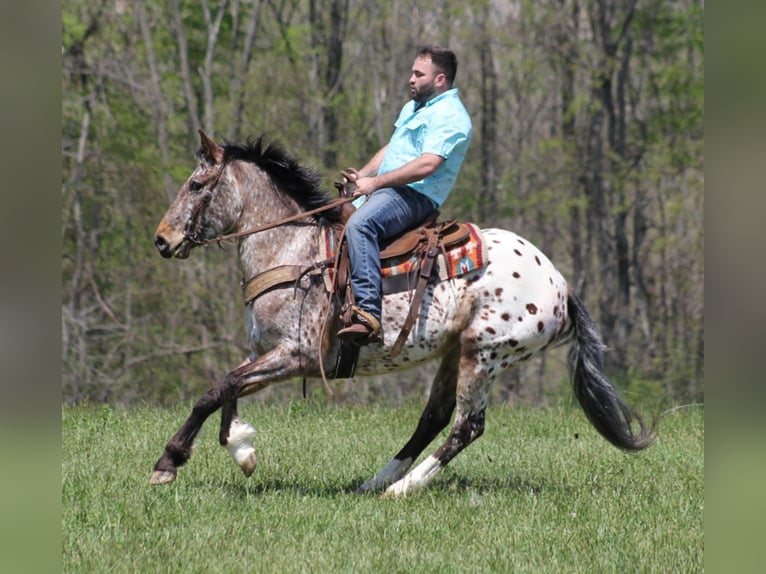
[221,135,341,224]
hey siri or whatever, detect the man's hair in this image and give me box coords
[417,45,458,86]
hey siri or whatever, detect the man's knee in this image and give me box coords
[345,210,376,242]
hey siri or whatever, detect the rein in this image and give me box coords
[183,156,358,247]
[181,161,358,398]
[202,194,356,247]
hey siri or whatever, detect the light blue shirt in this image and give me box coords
[378,88,472,207]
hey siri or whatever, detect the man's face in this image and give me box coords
[409,55,444,105]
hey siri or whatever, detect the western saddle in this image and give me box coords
[331,180,473,372]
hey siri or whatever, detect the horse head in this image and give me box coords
[154,130,237,259]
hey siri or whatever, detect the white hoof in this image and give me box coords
[383,477,414,498]
[382,455,441,498]
[149,470,176,485]
[238,450,259,477]
[226,418,258,477]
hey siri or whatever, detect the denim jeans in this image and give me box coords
[345,186,437,322]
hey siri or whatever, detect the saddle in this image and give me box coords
[240,184,487,383]
[331,206,474,370]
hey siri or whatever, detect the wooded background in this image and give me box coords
[61,0,703,407]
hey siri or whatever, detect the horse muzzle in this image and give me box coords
[154,223,191,259]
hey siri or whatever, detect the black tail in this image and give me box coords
[567,293,654,451]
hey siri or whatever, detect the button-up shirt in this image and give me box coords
[378,88,473,207]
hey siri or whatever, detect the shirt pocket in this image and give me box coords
[395,116,426,150]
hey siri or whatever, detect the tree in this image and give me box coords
[61,0,704,406]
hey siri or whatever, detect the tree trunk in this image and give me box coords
[477,2,498,224]
[587,0,638,374]
[227,0,263,141]
[136,0,174,201]
[200,0,229,133]
[308,0,348,168]
[170,0,202,141]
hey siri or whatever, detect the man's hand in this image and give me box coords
[335,168,359,198]
[341,168,359,183]
[353,176,378,197]
[341,167,378,198]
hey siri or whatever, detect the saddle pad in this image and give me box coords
[437,222,488,280]
[319,222,488,288]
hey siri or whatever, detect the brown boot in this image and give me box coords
[337,307,381,345]
[337,322,373,341]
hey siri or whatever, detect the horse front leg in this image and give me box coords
[150,348,300,485]
[217,347,304,478]
[149,384,223,485]
[217,370,259,478]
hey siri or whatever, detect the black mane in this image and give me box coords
[222,136,341,224]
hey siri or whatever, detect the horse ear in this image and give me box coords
[198,129,223,163]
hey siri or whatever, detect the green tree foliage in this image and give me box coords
[62,0,703,406]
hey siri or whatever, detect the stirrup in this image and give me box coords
[337,306,381,345]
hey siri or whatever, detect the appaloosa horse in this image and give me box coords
[150,130,653,497]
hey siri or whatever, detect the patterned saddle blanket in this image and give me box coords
[319,220,488,294]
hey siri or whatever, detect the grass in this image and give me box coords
[62,400,703,573]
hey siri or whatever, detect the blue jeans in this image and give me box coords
[345,186,437,322]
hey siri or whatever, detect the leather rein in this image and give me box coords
[180,160,356,397]
[182,157,356,249]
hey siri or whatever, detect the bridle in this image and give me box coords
[176,164,359,396]
[182,159,228,246]
[181,158,357,248]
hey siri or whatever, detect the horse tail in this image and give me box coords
[566,292,655,451]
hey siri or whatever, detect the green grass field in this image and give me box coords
[62,401,703,573]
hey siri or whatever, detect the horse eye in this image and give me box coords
[189,180,204,192]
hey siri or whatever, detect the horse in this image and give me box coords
[149,129,654,497]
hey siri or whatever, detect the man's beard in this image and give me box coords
[411,82,437,105]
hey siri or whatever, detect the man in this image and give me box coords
[338,45,473,343]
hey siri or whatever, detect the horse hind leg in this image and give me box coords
[383,346,491,498]
[357,346,459,493]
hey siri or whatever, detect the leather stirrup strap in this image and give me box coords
[390,231,440,358]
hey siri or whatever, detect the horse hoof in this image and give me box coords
[356,482,373,494]
[356,478,386,494]
[383,476,417,498]
[239,450,259,478]
[382,485,407,499]
[149,470,177,485]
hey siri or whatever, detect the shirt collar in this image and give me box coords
[414,88,458,111]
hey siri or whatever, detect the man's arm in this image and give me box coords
[354,153,444,196]
[340,145,388,194]
[358,145,389,178]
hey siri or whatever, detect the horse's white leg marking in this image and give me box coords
[359,345,460,494]
[383,455,442,497]
[357,457,414,493]
[225,417,259,477]
[383,331,491,497]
